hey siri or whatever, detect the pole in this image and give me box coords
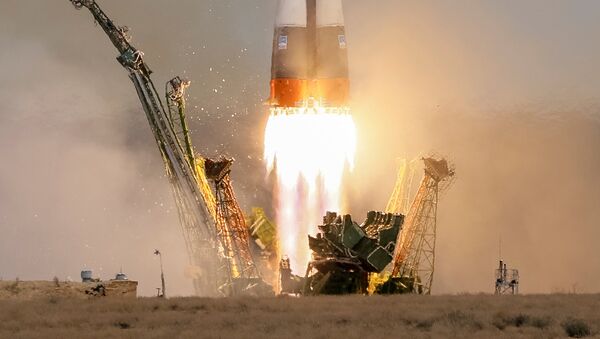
[154,249,166,298]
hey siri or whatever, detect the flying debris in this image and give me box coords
[68,0,457,298]
[69,0,271,297]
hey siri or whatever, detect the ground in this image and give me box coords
[0,280,137,300]
[0,294,598,338]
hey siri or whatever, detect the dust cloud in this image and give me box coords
[0,0,277,296]
[0,0,599,295]
[344,1,600,293]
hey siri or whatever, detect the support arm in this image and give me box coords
[70,0,151,75]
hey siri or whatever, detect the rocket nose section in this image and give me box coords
[316,0,345,27]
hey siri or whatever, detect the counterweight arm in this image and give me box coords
[69,0,223,295]
[69,0,269,296]
[70,0,151,75]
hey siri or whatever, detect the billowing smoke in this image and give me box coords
[1,0,599,295]
[0,0,278,296]
[344,1,600,294]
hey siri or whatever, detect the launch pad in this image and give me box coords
[279,211,403,295]
[68,0,455,297]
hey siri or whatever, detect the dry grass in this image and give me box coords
[0,294,598,338]
[0,280,90,300]
[0,280,137,300]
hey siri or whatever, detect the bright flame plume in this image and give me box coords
[264,106,357,272]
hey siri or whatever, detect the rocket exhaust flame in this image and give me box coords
[265,106,356,272]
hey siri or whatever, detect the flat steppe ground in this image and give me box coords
[0,294,598,338]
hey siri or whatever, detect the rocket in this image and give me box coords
[270,0,349,108]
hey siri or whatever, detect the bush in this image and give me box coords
[530,316,552,329]
[6,279,20,294]
[512,314,530,327]
[442,310,483,330]
[0,294,596,338]
[415,318,434,330]
[114,321,131,329]
[562,318,591,338]
[493,312,549,329]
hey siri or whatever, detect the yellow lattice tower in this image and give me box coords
[391,157,454,294]
[385,158,418,215]
[205,158,262,295]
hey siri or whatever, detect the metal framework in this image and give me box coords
[70,0,224,296]
[385,158,418,215]
[391,157,454,295]
[495,260,519,295]
[205,158,263,295]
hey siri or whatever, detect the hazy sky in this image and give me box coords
[0,0,599,296]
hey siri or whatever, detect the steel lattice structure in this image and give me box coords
[494,260,519,295]
[69,0,265,296]
[205,159,263,295]
[391,157,454,295]
[385,158,418,216]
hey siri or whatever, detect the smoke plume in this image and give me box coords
[0,0,599,295]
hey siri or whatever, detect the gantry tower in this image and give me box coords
[391,157,454,294]
[385,158,418,216]
[205,158,263,295]
[70,0,266,296]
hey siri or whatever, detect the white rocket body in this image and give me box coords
[270,0,349,108]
